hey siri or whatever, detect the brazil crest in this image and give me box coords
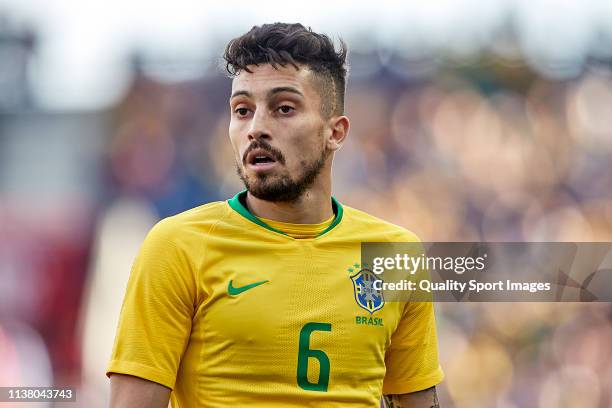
[350,269,384,314]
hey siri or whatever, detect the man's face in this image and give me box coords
[229,63,330,202]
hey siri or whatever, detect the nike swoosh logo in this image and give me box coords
[228,279,269,296]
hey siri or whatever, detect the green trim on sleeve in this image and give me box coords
[227,190,343,238]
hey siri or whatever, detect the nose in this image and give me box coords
[247,109,271,142]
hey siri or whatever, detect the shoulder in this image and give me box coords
[146,201,230,244]
[340,204,421,243]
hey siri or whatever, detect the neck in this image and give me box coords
[245,185,333,224]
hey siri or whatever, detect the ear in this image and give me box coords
[325,115,350,152]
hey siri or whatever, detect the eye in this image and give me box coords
[277,105,295,114]
[234,107,250,117]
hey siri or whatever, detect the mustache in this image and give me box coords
[242,140,286,165]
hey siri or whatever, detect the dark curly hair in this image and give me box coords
[223,23,348,117]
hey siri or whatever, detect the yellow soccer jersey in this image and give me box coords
[107,191,444,407]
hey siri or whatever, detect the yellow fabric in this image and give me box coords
[107,199,444,407]
[258,214,334,239]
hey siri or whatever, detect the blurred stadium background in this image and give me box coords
[1,1,612,407]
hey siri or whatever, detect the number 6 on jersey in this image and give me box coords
[296,322,332,392]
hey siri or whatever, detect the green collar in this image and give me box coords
[227,190,343,238]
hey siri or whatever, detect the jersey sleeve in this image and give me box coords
[106,217,197,390]
[382,300,444,394]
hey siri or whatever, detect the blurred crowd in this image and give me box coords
[1,14,612,408]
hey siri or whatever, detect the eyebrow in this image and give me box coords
[230,86,304,101]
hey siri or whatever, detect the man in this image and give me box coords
[107,23,443,407]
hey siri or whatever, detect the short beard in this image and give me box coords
[237,149,328,203]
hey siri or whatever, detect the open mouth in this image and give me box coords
[247,149,278,167]
[252,156,275,165]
